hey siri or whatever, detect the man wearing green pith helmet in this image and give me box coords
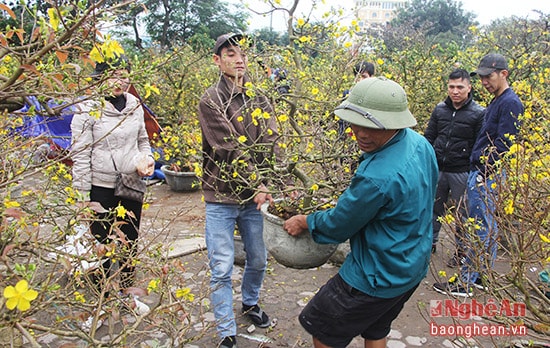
[284,77,438,348]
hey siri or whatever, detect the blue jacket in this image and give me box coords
[307,128,438,298]
[470,88,523,173]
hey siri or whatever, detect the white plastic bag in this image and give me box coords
[47,223,101,274]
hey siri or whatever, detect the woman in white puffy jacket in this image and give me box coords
[70,54,154,296]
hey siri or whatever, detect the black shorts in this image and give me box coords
[298,273,418,347]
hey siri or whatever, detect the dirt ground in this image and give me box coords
[24,180,545,347]
[136,182,546,348]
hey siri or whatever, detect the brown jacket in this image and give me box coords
[198,74,282,204]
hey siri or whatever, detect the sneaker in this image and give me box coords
[118,293,151,315]
[130,295,151,315]
[472,277,488,291]
[242,304,270,328]
[219,335,237,348]
[446,253,465,268]
[81,309,106,332]
[433,280,473,297]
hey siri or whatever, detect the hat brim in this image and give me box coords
[470,67,496,76]
[334,100,417,130]
[214,33,245,55]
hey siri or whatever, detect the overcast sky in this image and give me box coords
[242,0,550,31]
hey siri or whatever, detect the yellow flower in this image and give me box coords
[4,200,20,208]
[89,37,125,63]
[175,287,195,301]
[297,18,305,27]
[251,108,262,118]
[103,38,125,61]
[438,270,447,277]
[143,83,160,99]
[147,278,160,293]
[504,199,514,215]
[74,291,86,303]
[376,58,384,65]
[448,274,457,283]
[443,214,455,224]
[115,205,127,218]
[47,8,60,31]
[237,116,244,122]
[310,184,319,191]
[89,46,104,63]
[540,233,550,243]
[344,42,352,48]
[237,135,247,143]
[311,87,319,95]
[3,280,38,311]
[278,114,288,122]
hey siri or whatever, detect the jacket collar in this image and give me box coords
[444,92,473,111]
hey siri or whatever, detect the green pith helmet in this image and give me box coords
[334,77,417,130]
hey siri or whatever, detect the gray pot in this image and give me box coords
[261,202,337,269]
[234,235,246,266]
[329,241,350,266]
[160,165,200,192]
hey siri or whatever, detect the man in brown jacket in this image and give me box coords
[198,33,282,348]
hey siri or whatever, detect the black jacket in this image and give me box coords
[424,93,485,173]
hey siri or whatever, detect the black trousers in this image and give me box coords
[89,185,143,290]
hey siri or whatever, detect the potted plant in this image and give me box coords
[152,124,202,192]
[261,198,339,269]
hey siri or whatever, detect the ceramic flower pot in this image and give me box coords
[160,165,200,192]
[261,202,337,269]
[234,235,246,266]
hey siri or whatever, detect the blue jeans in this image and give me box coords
[205,202,267,338]
[460,170,498,284]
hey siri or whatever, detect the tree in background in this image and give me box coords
[382,0,477,51]
[142,0,248,49]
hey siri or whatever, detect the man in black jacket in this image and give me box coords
[424,68,485,266]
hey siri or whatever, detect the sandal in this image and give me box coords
[242,304,270,328]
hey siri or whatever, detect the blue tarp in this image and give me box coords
[13,96,74,150]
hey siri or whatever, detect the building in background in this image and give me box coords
[354,0,410,30]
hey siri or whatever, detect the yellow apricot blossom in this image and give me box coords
[115,205,127,218]
[143,83,160,99]
[175,288,195,302]
[47,8,60,31]
[147,279,160,293]
[504,200,514,215]
[3,280,38,312]
[89,37,125,63]
[278,114,289,122]
[3,200,20,208]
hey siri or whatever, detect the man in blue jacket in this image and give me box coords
[433,53,524,297]
[284,77,438,348]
